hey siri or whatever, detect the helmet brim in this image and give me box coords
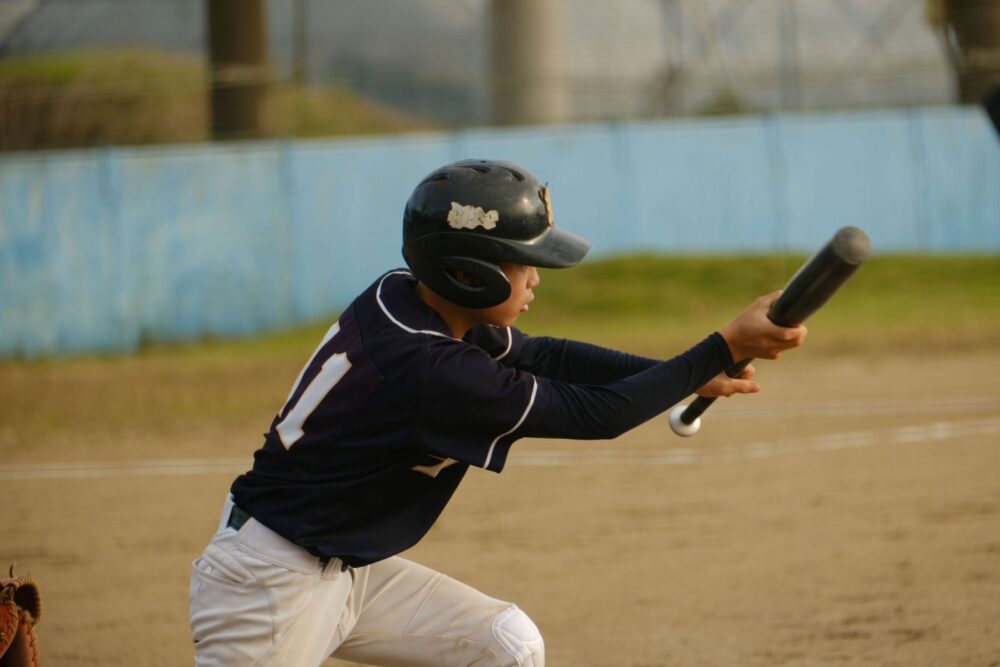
[496,225,590,269]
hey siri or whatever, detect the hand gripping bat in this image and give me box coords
[669,226,872,437]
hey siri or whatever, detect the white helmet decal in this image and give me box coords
[447,202,499,231]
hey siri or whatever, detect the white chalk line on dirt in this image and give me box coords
[0,458,250,480]
[519,416,1000,467]
[3,415,1000,480]
[703,395,999,418]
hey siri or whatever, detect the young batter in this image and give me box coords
[189,159,805,666]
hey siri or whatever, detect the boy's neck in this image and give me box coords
[415,282,477,339]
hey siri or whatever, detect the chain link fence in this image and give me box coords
[0,0,996,151]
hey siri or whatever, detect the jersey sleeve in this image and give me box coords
[519,333,733,441]
[417,342,537,473]
[463,325,659,383]
[515,336,660,383]
[420,332,732,473]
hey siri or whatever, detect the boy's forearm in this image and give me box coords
[521,333,732,441]
[517,335,660,383]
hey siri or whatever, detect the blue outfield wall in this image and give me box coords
[0,107,998,357]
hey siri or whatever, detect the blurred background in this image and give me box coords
[0,0,997,146]
[0,0,997,358]
[1,4,999,666]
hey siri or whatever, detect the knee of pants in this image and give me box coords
[492,606,544,667]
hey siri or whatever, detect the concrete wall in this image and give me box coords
[1,107,997,357]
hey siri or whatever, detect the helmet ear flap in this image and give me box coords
[411,256,511,309]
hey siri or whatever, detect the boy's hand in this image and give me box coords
[719,291,807,362]
[695,363,760,398]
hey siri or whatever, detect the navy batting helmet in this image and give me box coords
[402,159,590,308]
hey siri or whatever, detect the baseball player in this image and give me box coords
[189,159,806,666]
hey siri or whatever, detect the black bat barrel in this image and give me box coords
[669,226,871,436]
[766,225,872,326]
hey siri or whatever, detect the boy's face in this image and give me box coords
[480,263,540,328]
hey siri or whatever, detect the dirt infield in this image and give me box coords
[3,350,999,666]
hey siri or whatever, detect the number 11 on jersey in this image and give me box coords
[276,322,353,449]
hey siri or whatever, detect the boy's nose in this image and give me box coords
[528,267,540,289]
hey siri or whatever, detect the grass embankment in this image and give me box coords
[0,255,996,457]
[533,254,1000,356]
[0,49,432,151]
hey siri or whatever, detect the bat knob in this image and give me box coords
[668,404,701,437]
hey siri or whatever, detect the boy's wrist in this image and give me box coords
[717,325,744,363]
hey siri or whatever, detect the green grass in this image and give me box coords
[0,49,205,85]
[0,254,996,456]
[0,49,434,151]
[526,254,1000,356]
[81,253,1000,360]
[0,51,95,85]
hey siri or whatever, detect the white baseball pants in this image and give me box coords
[190,496,544,666]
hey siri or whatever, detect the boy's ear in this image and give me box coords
[451,269,485,288]
[425,257,511,309]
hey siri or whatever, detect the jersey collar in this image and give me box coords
[375,270,457,340]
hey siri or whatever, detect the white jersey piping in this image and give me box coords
[376,271,455,339]
[484,377,538,469]
[378,270,534,470]
[494,327,514,361]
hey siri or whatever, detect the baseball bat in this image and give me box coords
[668,226,872,437]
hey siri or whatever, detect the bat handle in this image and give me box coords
[668,358,754,437]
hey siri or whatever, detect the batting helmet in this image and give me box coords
[402,159,590,308]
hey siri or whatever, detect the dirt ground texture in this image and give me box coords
[2,350,999,666]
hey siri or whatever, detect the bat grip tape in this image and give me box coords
[677,357,753,424]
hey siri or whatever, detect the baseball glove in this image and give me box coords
[0,566,42,667]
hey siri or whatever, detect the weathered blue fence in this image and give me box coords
[1,107,997,357]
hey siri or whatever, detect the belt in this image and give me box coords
[226,504,348,572]
[227,503,253,531]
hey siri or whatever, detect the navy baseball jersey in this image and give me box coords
[232,270,731,566]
